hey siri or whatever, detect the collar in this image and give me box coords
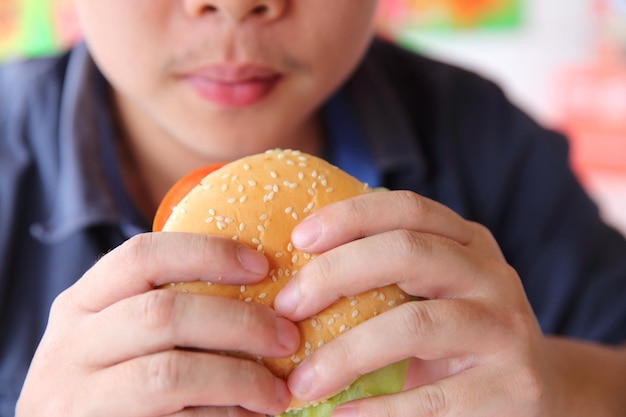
[338,38,428,191]
[30,44,147,243]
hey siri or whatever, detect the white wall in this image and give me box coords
[398,0,597,124]
[396,0,626,235]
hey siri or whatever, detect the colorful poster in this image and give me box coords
[376,0,523,34]
[0,0,78,60]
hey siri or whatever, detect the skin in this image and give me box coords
[15,1,626,416]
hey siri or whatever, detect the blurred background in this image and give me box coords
[1,0,625,235]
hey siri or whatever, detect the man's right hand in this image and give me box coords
[15,232,300,417]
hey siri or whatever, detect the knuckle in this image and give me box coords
[418,384,448,416]
[394,190,429,218]
[401,301,438,341]
[234,301,268,335]
[388,229,432,263]
[119,233,155,267]
[139,289,180,335]
[144,350,185,395]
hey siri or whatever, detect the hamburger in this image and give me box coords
[153,149,409,417]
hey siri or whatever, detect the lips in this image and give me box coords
[184,64,283,108]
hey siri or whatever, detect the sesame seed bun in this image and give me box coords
[157,149,408,411]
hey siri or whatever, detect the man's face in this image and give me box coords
[74,0,379,161]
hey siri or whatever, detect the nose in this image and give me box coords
[184,0,287,22]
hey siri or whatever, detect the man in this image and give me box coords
[2,1,626,416]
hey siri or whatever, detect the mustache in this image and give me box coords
[164,32,308,74]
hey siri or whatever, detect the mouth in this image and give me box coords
[184,64,283,108]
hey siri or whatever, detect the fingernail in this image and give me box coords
[274,280,301,316]
[292,214,320,249]
[332,406,358,417]
[237,246,268,275]
[276,317,300,351]
[290,363,315,398]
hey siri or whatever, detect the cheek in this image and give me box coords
[75,1,167,93]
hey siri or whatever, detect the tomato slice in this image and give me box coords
[152,163,225,232]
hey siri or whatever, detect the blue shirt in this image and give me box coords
[2,40,626,416]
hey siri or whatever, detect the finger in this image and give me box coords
[276,229,517,320]
[164,407,263,417]
[287,299,498,402]
[81,350,292,417]
[68,232,269,312]
[332,364,539,417]
[291,191,475,253]
[79,290,300,366]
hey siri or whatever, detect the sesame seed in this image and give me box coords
[248,180,257,187]
[388,300,397,306]
[379,293,386,301]
[286,160,295,165]
[278,268,284,277]
[275,252,284,258]
[285,207,293,214]
[298,172,305,180]
[244,297,253,303]
[305,342,312,349]
[208,209,216,216]
[231,175,238,182]
[292,212,298,220]
[372,291,379,298]
[333,313,341,318]
[239,223,245,231]
[221,184,228,192]
[240,285,246,293]
[237,184,244,193]
[312,170,318,178]
[287,243,294,252]
[311,319,318,328]
[327,318,335,326]
[227,198,236,204]
[308,188,315,196]
[252,238,260,245]
[292,254,299,264]
[270,171,278,178]
[264,185,273,191]
[317,341,325,348]
[216,222,226,230]
[205,217,214,223]
[257,225,265,233]
[339,325,347,333]
[291,355,301,364]
[259,214,269,221]
[215,216,224,221]
[243,163,250,170]
[350,300,358,307]
[273,184,279,192]
[351,310,359,318]
[258,292,267,299]
[326,187,334,193]
[240,196,248,203]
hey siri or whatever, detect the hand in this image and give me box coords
[16,232,300,417]
[274,190,551,416]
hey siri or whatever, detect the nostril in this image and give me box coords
[251,5,268,15]
[200,5,218,14]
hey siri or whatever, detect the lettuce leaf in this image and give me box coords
[277,359,409,417]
